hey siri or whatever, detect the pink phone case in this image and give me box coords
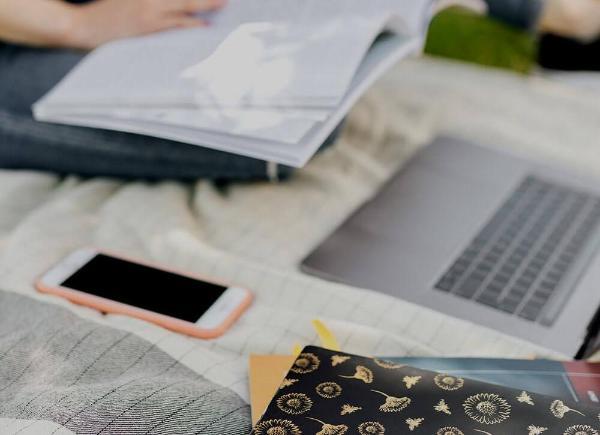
[35,250,253,339]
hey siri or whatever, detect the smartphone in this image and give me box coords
[36,248,252,339]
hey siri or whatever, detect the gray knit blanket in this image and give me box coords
[0,290,250,434]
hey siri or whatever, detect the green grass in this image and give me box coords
[424,7,537,74]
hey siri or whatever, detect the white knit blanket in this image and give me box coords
[1,57,600,433]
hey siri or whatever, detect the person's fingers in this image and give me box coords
[167,0,225,14]
[162,16,207,30]
[176,16,208,28]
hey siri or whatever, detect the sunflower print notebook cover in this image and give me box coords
[251,346,600,435]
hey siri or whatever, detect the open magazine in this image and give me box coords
[33,0,433,167]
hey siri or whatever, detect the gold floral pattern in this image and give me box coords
[517,391,534,405]
[371,390,411,412]
[254,349,600,435]
[316,382,342,399]
[406,418,424,431]
[434,399,451,415]
[331,355,351,367]
[563,425,599,435]
[434,374,464,391]
[280,378,299,389]
[550,400,586,419]
[306,417,348,435]
[358,421,385,435]
[277,393,313,415]
[339,366,373,383]
[403,375,421,389]
[291,353,320,374]
[373,358,404,369]
[254,419,302,435]
[436,427,464,435]
[340,404,362,415]
[463,393,511,425]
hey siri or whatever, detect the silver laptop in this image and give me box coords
[302,137,600,357]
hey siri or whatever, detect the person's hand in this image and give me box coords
[539,0,600,42]
[70,0,225,49]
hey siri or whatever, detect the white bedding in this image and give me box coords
[2,57,600,418]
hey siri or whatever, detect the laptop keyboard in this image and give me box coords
[435,176,600,326]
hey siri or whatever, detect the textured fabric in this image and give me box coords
[0,289,251,435]
[254,346,600,434]
[0,58,599,433]
[539,34,600,71]
[0,43,293,181]
[484,0,543,30]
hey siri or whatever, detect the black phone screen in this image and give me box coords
[61,254,227,322]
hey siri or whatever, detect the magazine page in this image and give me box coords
[34,0,424,109]
[33,0,430,165]
[38,33,419,166]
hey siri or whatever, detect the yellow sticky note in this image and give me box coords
[312,319,340,351]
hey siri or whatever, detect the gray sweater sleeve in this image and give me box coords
[484,0,544,30]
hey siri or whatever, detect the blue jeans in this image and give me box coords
[0,43,339,181]
[484,0,543,30]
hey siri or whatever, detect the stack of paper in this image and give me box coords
[34,0,432,167]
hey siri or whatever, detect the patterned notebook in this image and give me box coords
[252,346,600,435]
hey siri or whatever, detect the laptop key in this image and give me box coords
[498,299,520,314]
[478,293,500,308]
[436,279,454,292]
[519,306,542,321]
[454,277,483,298]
